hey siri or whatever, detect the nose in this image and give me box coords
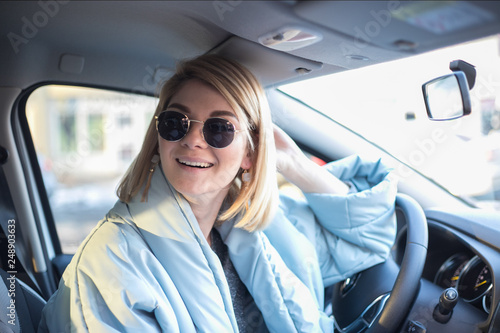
[182,120,207,149]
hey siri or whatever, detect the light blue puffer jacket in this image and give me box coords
[39,155,397,332]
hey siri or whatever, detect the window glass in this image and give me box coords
[280,35,500,211]
[26,85,157,253]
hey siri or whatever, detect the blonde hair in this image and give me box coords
[116,54,279,231]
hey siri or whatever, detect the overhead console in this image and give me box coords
[294,1,500,54]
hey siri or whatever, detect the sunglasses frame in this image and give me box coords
[155,110,244,149]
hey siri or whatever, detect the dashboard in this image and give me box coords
[393,208,500,332]
[434,253,492,313]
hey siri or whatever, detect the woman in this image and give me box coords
[39,55,397,332]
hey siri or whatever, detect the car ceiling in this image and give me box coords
[1,1,500,93]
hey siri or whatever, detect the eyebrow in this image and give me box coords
[167,103,237,119]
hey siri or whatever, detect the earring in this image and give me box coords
[242,169,251,211]
[142,154,160,202]
[150,155,160,172]
[242,169,251,183]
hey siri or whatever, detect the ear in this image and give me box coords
[240,149,253,170]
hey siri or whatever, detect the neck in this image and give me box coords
[188,194,227,246]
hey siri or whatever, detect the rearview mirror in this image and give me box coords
[422,71,471,120]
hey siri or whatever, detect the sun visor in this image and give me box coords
[212,36,344,88]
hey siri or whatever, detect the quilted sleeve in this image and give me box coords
[277,155,398,287]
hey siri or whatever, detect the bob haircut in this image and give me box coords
[117,54,279,231]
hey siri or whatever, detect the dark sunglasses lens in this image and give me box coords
[204,118,235,148]
[158,111,188,141]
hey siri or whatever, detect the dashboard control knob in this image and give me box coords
[433,287,458,323]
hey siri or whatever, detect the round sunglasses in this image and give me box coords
[155,110,243,149]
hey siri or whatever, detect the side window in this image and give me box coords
[26,85,157,253]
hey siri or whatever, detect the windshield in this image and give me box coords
[280,35,500,211]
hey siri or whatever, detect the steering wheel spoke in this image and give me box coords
[335,293,390,333]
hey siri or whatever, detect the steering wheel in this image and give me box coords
[331,193,428,333]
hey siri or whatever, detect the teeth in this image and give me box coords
[178,159,213,168]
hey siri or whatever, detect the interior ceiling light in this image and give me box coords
[258,27,322,52]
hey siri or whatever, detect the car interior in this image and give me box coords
[1,1,500,332]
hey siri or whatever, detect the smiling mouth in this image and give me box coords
[177,159,214,168]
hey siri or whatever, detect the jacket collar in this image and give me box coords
[114,166,238,331]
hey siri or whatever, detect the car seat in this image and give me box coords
[0,268,46,333]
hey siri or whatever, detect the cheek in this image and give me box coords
[158,136,174,155]
[158,139,174,171]
[219,144,247,174]
[158,140,166,160]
